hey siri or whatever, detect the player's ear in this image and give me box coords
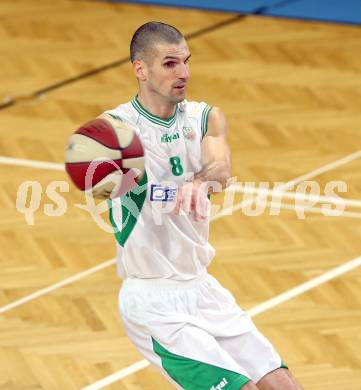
[132,60,147,81]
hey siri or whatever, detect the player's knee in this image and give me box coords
[257,368,303,390]
[283,369,304,390]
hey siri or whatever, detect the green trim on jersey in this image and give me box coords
[108,172,148,247]
[152,337,250,390]
[131,96,178,128]
[108,199,123,246]
[201,104,213,140]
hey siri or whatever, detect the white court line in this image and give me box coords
[82,255,361,390]
[230,184,361,209]
[0,258,116,314]
[0,156,64,171]
[247,255,361,316]
[212,149,361,221]
[251,200,361,219]
[82,360,151,390]
[0,150,360,314]
[270,149,361,187]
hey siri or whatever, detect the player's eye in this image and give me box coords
[163,62,176,68]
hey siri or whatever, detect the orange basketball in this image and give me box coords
[65,117,144,199]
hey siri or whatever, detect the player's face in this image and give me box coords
[146,40,191,103]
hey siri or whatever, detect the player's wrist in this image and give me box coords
[194,162,230,193]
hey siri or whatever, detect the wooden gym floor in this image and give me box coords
[1,0,361,389]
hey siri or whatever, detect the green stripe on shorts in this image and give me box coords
[152,337,250,390]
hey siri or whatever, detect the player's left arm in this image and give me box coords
[194,106,232,191]
[174,107,231,221]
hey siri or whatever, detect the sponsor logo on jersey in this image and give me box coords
[182,126,196,140]
[210,378,229,390]
[161,132,180,143]
[150,184,177,201]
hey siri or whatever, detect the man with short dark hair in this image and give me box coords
[130,21,184,63]
[102,21,303,390]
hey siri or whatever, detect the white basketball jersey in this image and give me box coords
[105,96,215,280]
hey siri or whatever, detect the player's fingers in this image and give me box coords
[195,183,207,220]
[181,183,193,216]
[194,183,206,222]
[199,193,207,220]
[202,187,211,220]
[195,187,204,220]
[174,189,181,214]
[174,185,184,215]
[191,195,198,221]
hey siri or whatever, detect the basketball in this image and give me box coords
[65,117,145,199]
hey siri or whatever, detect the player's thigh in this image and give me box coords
[217,328,285,384]
[257,368,303,390]
[121,311,253,390]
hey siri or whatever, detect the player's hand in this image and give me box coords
[173,179,209,222]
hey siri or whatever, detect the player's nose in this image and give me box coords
[179,63,190,80]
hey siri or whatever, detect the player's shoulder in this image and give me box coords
[103,101,144,133]
[181,100,213,140]
[181,99,211,118]
[103,102,132,120]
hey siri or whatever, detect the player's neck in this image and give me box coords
[137,91,177,120]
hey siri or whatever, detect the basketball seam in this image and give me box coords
[65,159,123,165]
[75,130,123,151]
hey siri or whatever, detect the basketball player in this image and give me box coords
[100,22,303,390]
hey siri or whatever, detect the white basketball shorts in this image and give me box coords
[118,272,287,389]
